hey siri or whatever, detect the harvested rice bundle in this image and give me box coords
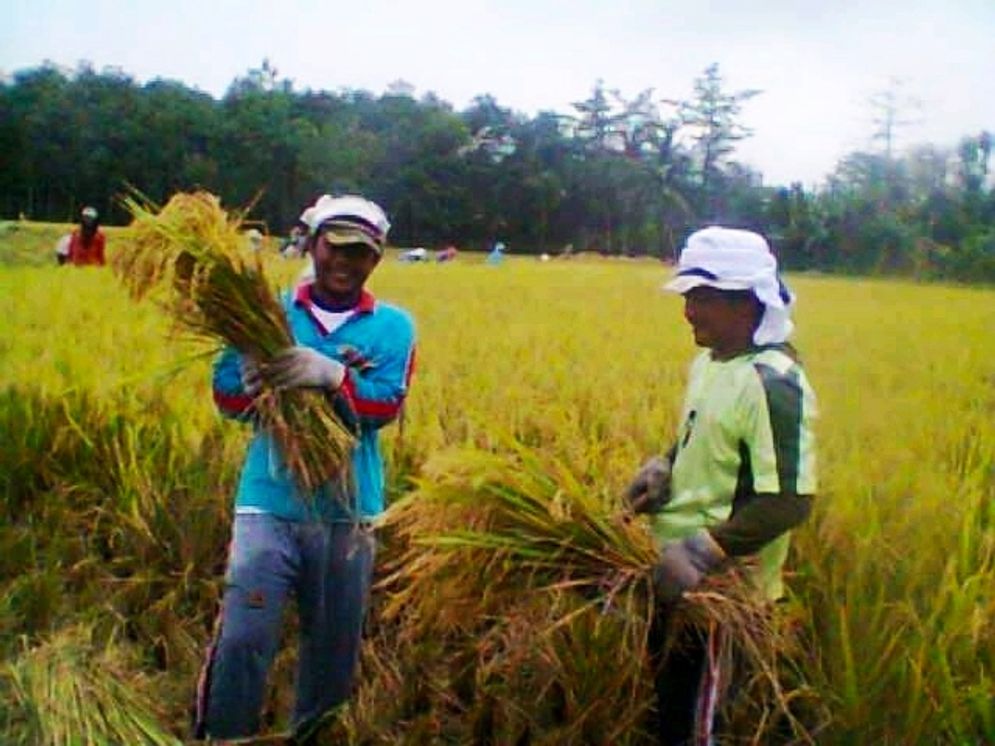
[376,443,813,743]
[113,190,355,494]
[2,625,180,745]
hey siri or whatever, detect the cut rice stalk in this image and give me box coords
[113,190,355,496]
[375,443,815,743]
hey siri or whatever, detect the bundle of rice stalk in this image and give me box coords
[378,442,813,743]
[380,443,657,636]
[1,625,180,745]
[113,190,354,495]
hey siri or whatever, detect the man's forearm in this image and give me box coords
[708,493,813,556]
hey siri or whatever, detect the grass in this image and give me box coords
[0,224,993,743]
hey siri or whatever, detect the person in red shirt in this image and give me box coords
[66,206,106,266]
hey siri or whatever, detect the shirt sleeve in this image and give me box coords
[95,232,106,265]
[67,232,80,263]
[211,346,255,421]
[337,315,416,431]
[709,493,812,556]
[742,362,814,496]
[705,361,817,557]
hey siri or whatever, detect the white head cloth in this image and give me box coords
[663,226,795,345]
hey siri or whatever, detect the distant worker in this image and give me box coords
[486,241,506,265]
[295,205,319,282]
[435,245,458,263]
[66,206,106,266]
[399,247,428,263]
[281,221,309,259]
[244,228,264,251]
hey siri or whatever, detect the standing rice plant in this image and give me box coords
[1,625,180,745]
[112,190,354,496]
[372,442,816,744]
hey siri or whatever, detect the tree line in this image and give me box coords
[1,60,992,280]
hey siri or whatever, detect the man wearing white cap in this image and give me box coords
[625,226,817,745]
[197,195,416,743]
[66,205,106,266]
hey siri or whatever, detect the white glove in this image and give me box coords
[652,529,726,604]
[624,455,672,514]
[266,346,346,390]
[240,356,262,397]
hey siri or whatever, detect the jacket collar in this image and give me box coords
[293,282,376,315]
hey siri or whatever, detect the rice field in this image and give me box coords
[0,224,993,744]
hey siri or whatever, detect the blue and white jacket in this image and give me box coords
[212,283,416,523]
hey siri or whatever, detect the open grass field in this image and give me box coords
[1,223,993,744]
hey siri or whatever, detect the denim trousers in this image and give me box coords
[194,513,376,739]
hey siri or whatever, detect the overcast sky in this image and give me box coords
[4,0,993,187]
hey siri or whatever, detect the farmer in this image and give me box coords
[280,219,309,259]
[66,205,106,266]
[625,226,817,746]
[194,194,416,743]
[244,227,264,251]
[435,244,458,263]
[486,240,506,265]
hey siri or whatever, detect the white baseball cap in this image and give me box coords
[305,195,390,254]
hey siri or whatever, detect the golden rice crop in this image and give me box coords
[3,235,993,742]
[2,625,180,746]
[112,190,354,496]
[372,442,814,743]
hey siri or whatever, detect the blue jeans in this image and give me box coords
[194,513,376,739]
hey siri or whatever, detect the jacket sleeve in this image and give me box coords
[67,232,79,264]
[212,346,255,421]
[708,493,812,556]
[708,362,816,556]
[337,316,416,431]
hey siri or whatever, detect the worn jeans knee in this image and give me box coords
[200,514,295,739]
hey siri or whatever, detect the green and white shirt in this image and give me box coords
[652,344,817,599]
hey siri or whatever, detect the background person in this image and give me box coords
[625,226,818,746]
[435,244,458,263]
[67,205,106,266]
[244,227,264,251]
[194,194,417,743]
[486,240,505,265]
[281,219,309,258]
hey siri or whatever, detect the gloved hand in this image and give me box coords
[624,455,672,514]
[240,356,262,397]
[266,346,346,390]
[652,529,726,604]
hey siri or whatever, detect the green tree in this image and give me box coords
[678,63,760,216]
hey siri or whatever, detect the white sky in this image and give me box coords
[3,0,993,187]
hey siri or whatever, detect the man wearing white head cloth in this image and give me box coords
[624,226,818,745]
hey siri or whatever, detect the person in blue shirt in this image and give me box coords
[194,195,416,743]
[486,240,506,265]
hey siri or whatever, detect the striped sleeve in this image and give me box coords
[745,360,817,495]
[339,343,416,429]
[211,347,255,421]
